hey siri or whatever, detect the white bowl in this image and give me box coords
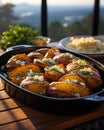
[59,36,104,59]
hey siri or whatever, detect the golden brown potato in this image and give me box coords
[6,53,32,71]
[44,47,60,58]
[36,48,50,55]
[66,59,90,72]
[59,73,86,86]
[44,64,66,81]
[33,58,57,70]
[69,67,102,90]
[47,82,90,98]
[79,71,102,90]
[33,59,46,71]
[27,51,44,60]
[42,58,57,66]
[53,53,78,66]
[20,76,49,94]
[8,64,41,85]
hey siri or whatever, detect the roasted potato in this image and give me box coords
[42,58,57,66]
[69,67,102,90]
[33,59,46,71]
[66,59,90,72]
[27,51,44,60]
[44,64,66,81]
[33,58,57,72]
[78,68,102,90]
[47,82,90,98]
[8,64,41,85]
[6,53,32,71]
[53,52,78,66]
[36,48,49,55]
[20,76,49,94]
[44,47,60,58]
[59,73,86,87]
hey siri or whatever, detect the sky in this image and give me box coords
[1,0,104,6]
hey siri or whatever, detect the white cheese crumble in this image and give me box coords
[74,93,80,98]
[15,60,26,65]
[45,65,65,73]
[33,75,44,82]
[27,69,35,76]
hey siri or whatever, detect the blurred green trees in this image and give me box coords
[48,14,93,41]
[0,3,17,33]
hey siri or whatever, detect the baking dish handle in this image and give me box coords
[84,90,104,102]
[6,45,33,52]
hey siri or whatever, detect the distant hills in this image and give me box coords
[13,3,104,29]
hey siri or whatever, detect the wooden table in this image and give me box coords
[0,37,104,130]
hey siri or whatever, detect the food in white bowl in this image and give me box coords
[65,36,104,54]
[59,36,104,59]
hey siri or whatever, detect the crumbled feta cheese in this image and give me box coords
[74,93,80,98]
[46,65,65,73]
[27,69,35,76]
[15,60,26,65]
[65,79,71,83]
[71,79,78,83]
[42,58,56,65]
[79,82,85,86]
[80,67,92,72]
[33,75,44,82]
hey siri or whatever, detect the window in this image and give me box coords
[47,0,94,41]
[0,0,104,42]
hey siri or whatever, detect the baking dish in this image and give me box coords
[0,45,104,114]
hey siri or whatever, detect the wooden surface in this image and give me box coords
[0,36,104,130]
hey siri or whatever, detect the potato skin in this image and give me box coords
[28,52,44,60]
[36,48,49,55]
[79,73,102,90]
[70,66,102,90]
[53,53,77,66]
[8,64,41,85]
[66,59,90,72]
[33,58,56,70]
[59,73,86,85]
[20,78,49,94]
[33,59,46,69]
[6,53,32,71]
[47,82,90,98]
[44,64,66,81]
[65,60,102,90]
[44,47,60,58]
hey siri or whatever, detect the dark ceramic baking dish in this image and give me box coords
[0,45,104,114]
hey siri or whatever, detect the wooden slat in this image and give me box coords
[0,105,76,126]
[0,106,103,130]
[49,105,104,130]
[0,78,5,90]
[0,108,28,125]
[0,104,104,129]
[0,90,10,100]
[0,119,37,130]
[0,98,24,112]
